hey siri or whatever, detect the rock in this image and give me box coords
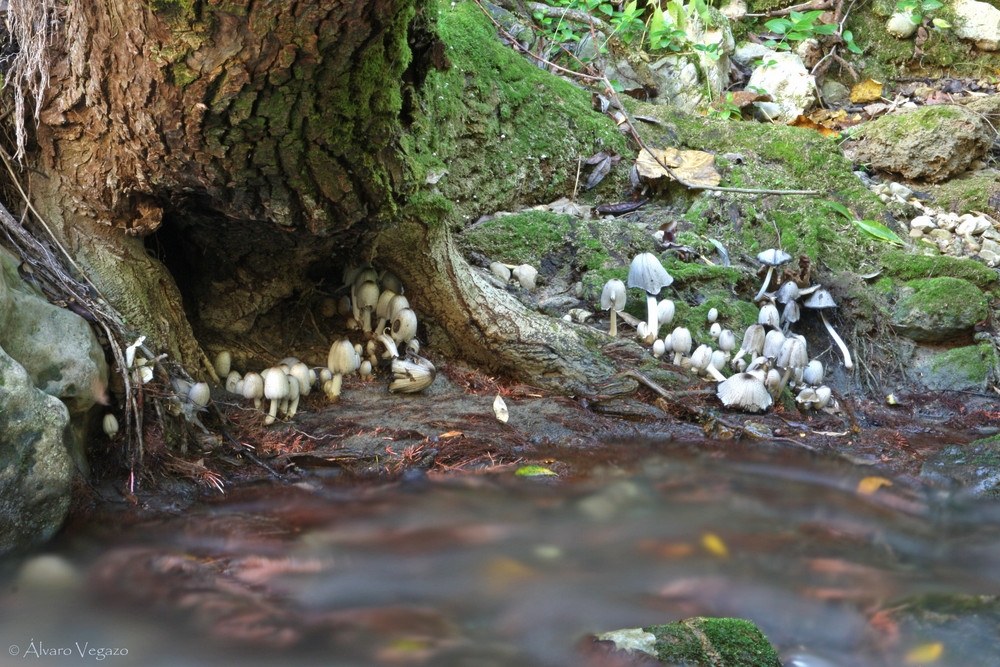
[911,342,999,391]
[886,12,918,39]
[844,105,993,182]
[889,182,913,199]
[892,277,988,342]
[956,214,992,235]
[747,52,817,123]
[594,617,782,665]
[732,42,777,66]
[0,347,74,555]
[910,215,937,231]
[927,228,952,241]
[922,436,1000,496]
[953,0,1000,50]
[0,248,108,474]
[937,212,961,231]
[820,79,851,107]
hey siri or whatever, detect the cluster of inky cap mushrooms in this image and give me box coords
[600,250,853,413]
[102,266,436,436]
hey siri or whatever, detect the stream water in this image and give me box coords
[2,437,999,666]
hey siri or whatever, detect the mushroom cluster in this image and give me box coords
[213,264,436,425]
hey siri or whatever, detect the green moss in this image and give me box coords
[404,1,630,229]
[927,343,998,386]
[644,617,782,666]
[922,170,1000,215]
[883,250,1000,291]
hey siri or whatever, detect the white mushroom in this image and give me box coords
[802,359,824,387]
[188,382,211,409]
[390,307,418,345]
[775,336,808,396]
[213,351,232,379]
[262,367,288,425]
[355,280,381,334]
[389,354,436,393]
[732,324,766,368]
[374,289,398,334]
[707,307,718,323]
[803,289,854,370]
[716,373,773,412]
[670,326,692,366]
[380,270,404,295]
[718,329,736,359]
[600,279,627,337]
[627,253,674,344]
[762,329,787,360]
[754,248,792,301]
[758,302,780,329]
[656,299,675,339]
[289,362,312,396]
[814,385,833,409]
[709,322,722,340]
[652,338,666,359]
[225,370,243,395]
[242,372,264,410]
[102,413,119,439]
[359,359,374,380]
[327,338,361,401]
[284,372,301,420]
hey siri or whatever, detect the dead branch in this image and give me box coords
[744,0,833,17]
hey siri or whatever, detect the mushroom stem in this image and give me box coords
[644,294,657,344]
[820,311,854,370]
[609,309,618,338]
[705,365,727,382]
[265,398,279,425]
[754,266,775,302]
[327,373,344,401]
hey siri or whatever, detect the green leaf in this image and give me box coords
[854,219,905,246]
[843,30,863,53]
[765,18,791,33]
[598,3,613,15]
[923,0,943,10]
[515,465,558,477]
[813,24,838,35]
[932,17,951,28]
[820,200,854,220]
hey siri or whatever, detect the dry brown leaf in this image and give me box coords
[711,90,772,111]
[789,115,840,138]
[438,430,463,438]
[850,78,883,104]
[636,147,721,187]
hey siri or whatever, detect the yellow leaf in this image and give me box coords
[857,476,893,495]
[905,642,944,664]
[438,430,463,438]
[636,147,721,187]
[850,78,883,104]
[701,532,729,558]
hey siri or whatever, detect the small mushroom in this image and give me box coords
[802,359,824,387]
[374,289,398,334]
[627,253,674,344]
[359,359,374,380]
[391,307,418,345]
[710,349,728,378]
[652,338,666,359]
[289,362,312,396]
[327,338,361,401]
[762,329,786,360]
[670,326,692,366]
[389,354,436,393]
[213,351,232,379]
[814,385,833,409]
[709,322,722,340]
[284,372,301,420]
[758,302,780,329]
[707,307,718,323]
[242,372,264,410]
[188,382,211,409]
[355,280,381,334]
[732,324,766,368]
[802,289,854,370]
[262,367,288,425]
[380,270,404,295]
[225,370,243,395]
[600,279,627,337]
[102,413,119,439]
[716,373,773,412]
[717,329,736,359]
[754,248,792,301]
[775,336,808,396]
[656,299,675,339]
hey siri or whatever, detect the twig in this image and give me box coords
[744,0,833,17]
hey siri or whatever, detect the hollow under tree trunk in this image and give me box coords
[23,0,630,396]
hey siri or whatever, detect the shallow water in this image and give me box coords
[3,438,1000,666]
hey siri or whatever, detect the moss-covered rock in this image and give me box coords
[844,105,993,183]
[891,276,988,342]
[595,617,782,666]
[911,342,999,390]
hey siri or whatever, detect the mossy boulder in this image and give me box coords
[911,342,999,390]
[891,276,988,342]
[595,617,782,666]
[845,105,993,183]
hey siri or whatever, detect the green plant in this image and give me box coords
[763,10,837,50]
[896,0,950,28]
[708,92,741,120]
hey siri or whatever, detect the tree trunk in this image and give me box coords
[23,0,631,395]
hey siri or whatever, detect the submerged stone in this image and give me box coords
[595,617,781,666]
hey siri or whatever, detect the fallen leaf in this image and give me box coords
[905,642,944,664]
[437,430,463,438]
[492,394,509,423]
[857,476,893,495]
[850,78,883,104]
[924,90,951,105]
[789,114,840,138]
[515,465,557,477]
[636,147,721,187]
[585,154,612,190]
[855,219,906,246]
[701,532,729,558]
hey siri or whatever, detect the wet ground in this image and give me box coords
[2,352,999,666]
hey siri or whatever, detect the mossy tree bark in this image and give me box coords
[25,0,629,394]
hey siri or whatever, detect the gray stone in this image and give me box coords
[889,181,914,199]
[892,277,988,342]
[845,105,993,182]
[956,215,992,235]
[910,215,937,231]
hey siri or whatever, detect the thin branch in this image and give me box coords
[744,0,833,17]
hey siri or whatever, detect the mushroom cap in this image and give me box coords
[796,387,820,407]
[690,344,712,371]
[389,355,436,393]
[213,351,232,379]
[328,338,361,374]
[782,300,801,325]
[707,307,718,323]
[670,326,692,354]
[803,288,838,310]
[657,299,675,325]
[717,373,773,411]
[242,372,264,400]
[391,307,419,344]
[803,359,824,386]
[758,303,780,329]
[380,270,404,295]
[718,329,736,353]
[102,413,119,438]
[627,253,673,294]
[709,322,722,339]
[758,248,792,266]
[600,279,627,311]
[375,289,398,320]
[388,294,411,322]
[777,337,809,371]
[356,280,380,310]
[225,370,243,394]
[710,349,728,373]
[774,280,801,304]
[188,382,211,408]
[741,324,766,356]
[814,385,832,409]
[762,329,786,359]
[652,339,666,358]
[289,362,312,395]
[263,367,289,400]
